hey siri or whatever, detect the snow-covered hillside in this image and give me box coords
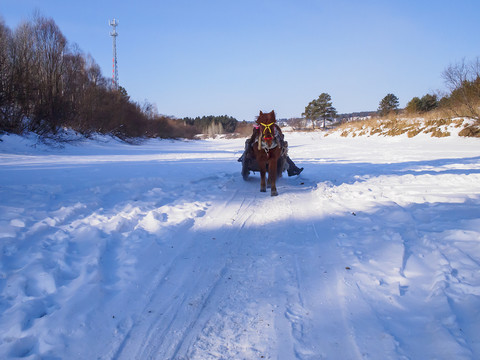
[1,132,480,359]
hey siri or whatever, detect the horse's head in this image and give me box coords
[256,110,276,145]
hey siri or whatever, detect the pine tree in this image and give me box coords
[378,93,399,116]
[303,93,337,129]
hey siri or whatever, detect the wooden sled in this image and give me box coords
[238,138,289,181]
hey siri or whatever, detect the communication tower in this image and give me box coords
[109,18,119,90]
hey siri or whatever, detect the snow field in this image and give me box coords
[0,131,479,359]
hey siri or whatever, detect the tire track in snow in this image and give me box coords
[181,190,273,359]
[161,192,259,359]
[112,176,259,359]
[111,233,208,359]
[182,184,304,359]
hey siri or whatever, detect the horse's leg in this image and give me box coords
[268,156,278,196]
[259,160,267,192]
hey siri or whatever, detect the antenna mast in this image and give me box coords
[109,18,119,90]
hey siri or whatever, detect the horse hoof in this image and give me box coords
[260,188,266,192]
[271,190,278,196]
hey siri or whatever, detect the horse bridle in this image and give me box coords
[260,122,275,141]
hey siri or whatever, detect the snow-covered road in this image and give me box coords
[1,132,480,359]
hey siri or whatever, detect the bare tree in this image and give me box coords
[0,19,14,131]
[442,57,480,121]
[29,15,68,133]
[10,21,38,127]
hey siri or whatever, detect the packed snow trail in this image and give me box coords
[0,132,480,359]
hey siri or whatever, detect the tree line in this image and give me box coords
[0,14,197,139]
[183,115,238,135]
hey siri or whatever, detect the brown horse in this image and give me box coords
[252,110,282,196]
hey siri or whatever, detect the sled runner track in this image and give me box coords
[176,190,265,357]
[111,237,202,359]
[179,190,305,359]
[135,263,231,359]
[168,265,229,359]
[283,253,310,359]
[113,186,259,360]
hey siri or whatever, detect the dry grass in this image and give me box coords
[459,125,480,137]
[335,115,477,138]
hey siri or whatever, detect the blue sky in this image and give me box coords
[2,0,479,121]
